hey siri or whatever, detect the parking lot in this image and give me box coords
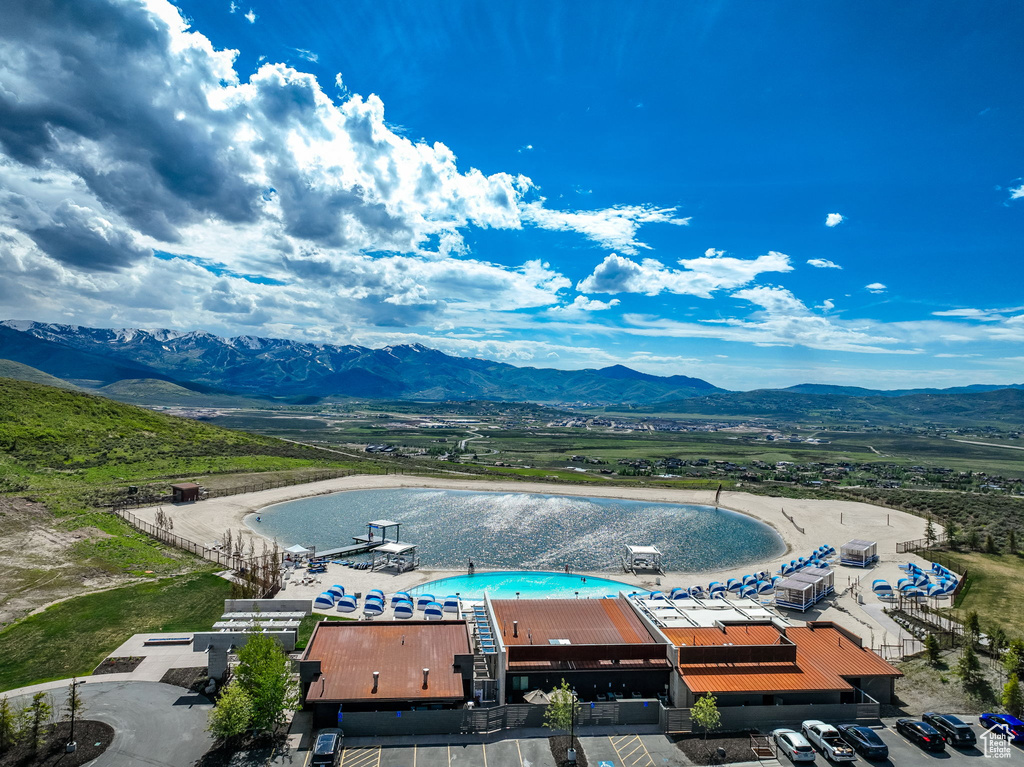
[294,718,1024,767]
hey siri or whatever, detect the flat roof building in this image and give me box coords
[300,620,473,723]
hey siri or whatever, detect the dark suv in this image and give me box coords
[922,713,977,747]
[311,728,343,766]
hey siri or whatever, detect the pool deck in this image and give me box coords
[134,473,932,650]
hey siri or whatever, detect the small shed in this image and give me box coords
[171,483,201,503]
[840,539,878,568]
[623,545,664,574]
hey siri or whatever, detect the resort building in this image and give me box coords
[485,596,673,705]
[299,621,474,725]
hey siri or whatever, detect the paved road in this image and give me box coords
[9,680,213,767]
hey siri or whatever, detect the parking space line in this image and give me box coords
[482,742,488,767]
[609,734,655,767]
[516,739,525,766]
[340,745,381,767]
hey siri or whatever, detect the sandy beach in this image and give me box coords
[134,474,939,650]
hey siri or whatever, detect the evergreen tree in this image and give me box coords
[946,520,960,550]
[1010,529,1018,555]
[1005,674,1024,718]
[1004,641,1024,679]
[26,692,52,754]
[0,697,16,754]
[967,529,980,551]
[989,626,1008,661]
[956,644,983,689]
[963,610,981,648]
[924,634,942,667]
[986,534,998,554]
[924,517,937,548]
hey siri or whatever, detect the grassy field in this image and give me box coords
[923,549,1024,637]
[0,571,230,692]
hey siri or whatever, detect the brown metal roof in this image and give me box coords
[671,622,901,695]
[787,625,903,679]
[663,624,784,647]
[492,597,656,646]
[304,621,470,703]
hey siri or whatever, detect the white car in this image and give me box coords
[801,720,857,762]
[772,728,817,762]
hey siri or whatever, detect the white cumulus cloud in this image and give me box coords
[522,202,690,254]
[546,296,621,316]
[865,283,887,293]
[825,212,844,227]
[576,249,792,297]
[807,258,842,269]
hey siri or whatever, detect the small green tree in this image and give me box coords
[967,529,980,551]
[956,644,983,689]
[1004,641,1024,679]
[946,520,960,550]
[208,679,253,742]
[26,692,52,753]
[963,610,981,648]
[63,678,86,749]
[924,634,942,667]
[0,697,16,754]
[989,626,1008,662]
[1005,674,1024,718]
[691,692,721,747]
[985,534,998,554]
[234,633,300,735]
[924,517,937,548]
[542,678,576,732]
[1009,529,1018,555]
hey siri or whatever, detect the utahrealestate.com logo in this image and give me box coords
[980,727,1012,759]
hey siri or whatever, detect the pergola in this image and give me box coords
[371,541,418,573]
[840,539,878,568]
[356,519,402,544]
[623,545,664,574]
[774,577,817,612]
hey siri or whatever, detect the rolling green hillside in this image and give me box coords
[0,376,359,505]
[96,377,274,407]
[0,359,81,391]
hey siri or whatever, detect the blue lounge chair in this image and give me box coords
[336,595,358,613]
[417,594,436,610]
[313,592,335,609]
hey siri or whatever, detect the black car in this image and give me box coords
[836,724,889,760]
[896,719,946,752]
[922,713,977,747]
[311,728,343,766]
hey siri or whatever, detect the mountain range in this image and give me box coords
[1,321,1022,422]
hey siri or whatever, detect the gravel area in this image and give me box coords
[93,656,145,675]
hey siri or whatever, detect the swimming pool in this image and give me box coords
[408,571,648,600]
[252,487,785,572]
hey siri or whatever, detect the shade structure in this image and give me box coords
[756,580,773,593]
[327,584,345,599]
[742,574,757,585]
[416,594,436,610]
[391,593,413,606]
[363,601,384,616]
[394,603,415,619]
[688,585,706,598]
[368,589,385,600]
[740,585,757,599]
[669,587,688,599]
[649,591,666,601]
[424,603,444,620]
[336,595,358,613]
[285,544,311,555]
[313,592,335,609]
[726,578,742,592]
[840,539,878,567]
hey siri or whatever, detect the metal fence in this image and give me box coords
[113,507,279,570]
[896,534,946,554]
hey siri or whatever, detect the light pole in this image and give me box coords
[567,694,577,764]
[67,678,85,753]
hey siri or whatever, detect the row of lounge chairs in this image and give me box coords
[872,562,958,600]
[649,571,781,602]
[779,545,836,575]
[312,586,464,619]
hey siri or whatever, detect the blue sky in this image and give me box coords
[0,0,1022,389]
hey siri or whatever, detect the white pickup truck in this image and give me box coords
[801,721,857,762]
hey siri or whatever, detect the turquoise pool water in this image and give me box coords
[409,571,647,600]
[252,487,785,572]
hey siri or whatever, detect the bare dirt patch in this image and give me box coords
[674,733,761,765]
[93,656,144,675]
[0,720,114,767]
[159,666,210,692]
[0,498,134,628]
[895,649,1004,715]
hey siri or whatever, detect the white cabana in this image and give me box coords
[622,545,664,574]
[840,539,878,568]
[284,544,311,556]
[370,541,419,573]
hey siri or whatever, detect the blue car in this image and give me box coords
[979,713,1024,744]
